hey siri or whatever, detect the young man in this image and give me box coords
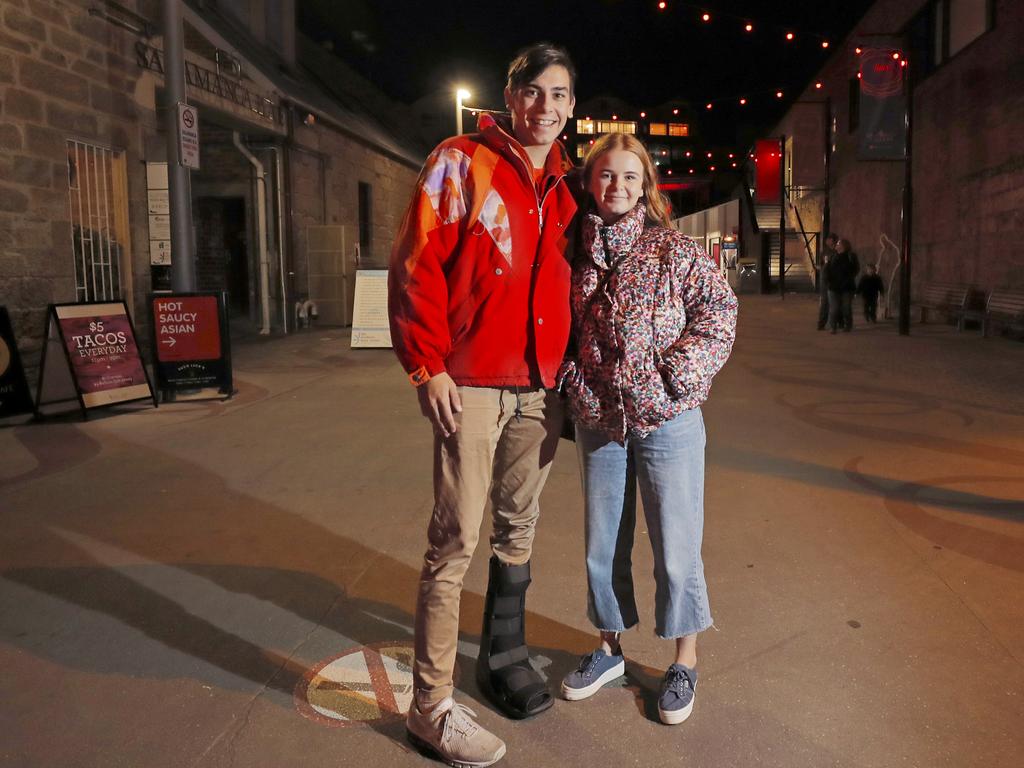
[388,43,577,767]
[857,264,885,323]
[817,233,837,330]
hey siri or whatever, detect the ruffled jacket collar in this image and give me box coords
[582,203,646,269]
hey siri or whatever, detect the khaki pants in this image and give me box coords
[413,386,563,707]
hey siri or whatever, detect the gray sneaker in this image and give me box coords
[406,697,506,768]
[561,649,626,701]
[658,664,697,725]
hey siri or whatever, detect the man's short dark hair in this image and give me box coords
[507,43,576,95]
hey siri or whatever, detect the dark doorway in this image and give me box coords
[223,198,248,316]
[195,197,249,316]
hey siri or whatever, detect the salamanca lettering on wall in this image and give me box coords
[135,42,282,125]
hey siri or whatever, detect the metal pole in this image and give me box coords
[778,135,786,298]
[898,60,913,336]
[162,0,195,291]
[822,98,832,245]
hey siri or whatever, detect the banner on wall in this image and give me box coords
[858,42,907,160]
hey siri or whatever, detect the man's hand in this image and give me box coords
[416,372,462,437]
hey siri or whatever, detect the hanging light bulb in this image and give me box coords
[786,32,795,41]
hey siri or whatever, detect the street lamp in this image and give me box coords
[456,88,471,134]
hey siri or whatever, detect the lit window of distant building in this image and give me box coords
[577,119,595,134]
[649,123,667,135]
[596,121,636,134]
[668,123,689,136]
[576,144,588,159]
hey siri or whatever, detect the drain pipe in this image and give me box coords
[233,132,271,334]
[248,143,289,333]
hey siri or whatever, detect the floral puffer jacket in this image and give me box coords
[560,203,738,442]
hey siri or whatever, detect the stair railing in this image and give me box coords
[783,186,819,278]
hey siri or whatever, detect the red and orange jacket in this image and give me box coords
[388,113,577,388]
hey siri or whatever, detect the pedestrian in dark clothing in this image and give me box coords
[817,233,837,330]
[824,238,859,333]
[857,264,885,323]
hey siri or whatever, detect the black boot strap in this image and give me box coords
[490,595,522,616]
[486,644,529,670]
[488,616,521,636]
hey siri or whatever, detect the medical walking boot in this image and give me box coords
[475,556,552,719]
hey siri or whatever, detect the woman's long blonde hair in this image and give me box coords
[582,133,672,227]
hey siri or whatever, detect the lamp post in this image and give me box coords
[456,88,471,135]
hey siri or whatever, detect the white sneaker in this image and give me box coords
[406,697,507,768]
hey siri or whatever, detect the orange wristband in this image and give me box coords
[409,366,431,386]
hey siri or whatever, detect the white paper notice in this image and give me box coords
[351,270,392,349]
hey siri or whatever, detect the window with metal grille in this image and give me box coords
[66,140,132,303]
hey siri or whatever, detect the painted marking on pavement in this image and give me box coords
[295,642,414,728]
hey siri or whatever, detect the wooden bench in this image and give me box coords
[977,289,1024,337]
[913,282,979,329]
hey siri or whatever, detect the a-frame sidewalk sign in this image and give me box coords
[35,301,157,419]
[149,291,233,402]
[0,306,34,419]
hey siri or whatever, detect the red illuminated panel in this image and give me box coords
[754,139,782,204]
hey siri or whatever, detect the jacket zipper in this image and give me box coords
[509,144,565,234]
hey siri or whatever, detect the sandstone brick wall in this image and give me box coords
[1,0,159,377]
[774,0,1024,296]
[288,119,419,308]
[1,0,422,389]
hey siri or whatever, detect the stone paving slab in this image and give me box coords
[1,295,1022,768]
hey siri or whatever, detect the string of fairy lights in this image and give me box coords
[462,5,900,177]
[653,2,836,112]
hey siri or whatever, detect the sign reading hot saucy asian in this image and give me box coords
[55,303,152,408]
[150,293,232,399]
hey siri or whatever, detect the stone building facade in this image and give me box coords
[0,0,424,378]
[769,0,1023,296]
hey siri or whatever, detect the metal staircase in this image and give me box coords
[754,203,816,292]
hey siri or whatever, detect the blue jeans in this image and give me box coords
[576,408,712,639]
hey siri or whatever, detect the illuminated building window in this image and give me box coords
[668,123,689,136]
[576,144,588,159]
[576,119,595,134]
[596,120,636,134]
[649,123,667,136]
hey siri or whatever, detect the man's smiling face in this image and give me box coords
[505,64,575,150]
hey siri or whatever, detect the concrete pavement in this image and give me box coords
[1,294,1022,768]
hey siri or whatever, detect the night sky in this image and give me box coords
[298,0,875,150]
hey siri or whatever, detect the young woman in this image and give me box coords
[558,133,737,724]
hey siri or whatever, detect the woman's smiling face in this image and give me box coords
[588,149,645,224]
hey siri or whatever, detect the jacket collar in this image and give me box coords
[583,202,646,269]
[477,112,573,184]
